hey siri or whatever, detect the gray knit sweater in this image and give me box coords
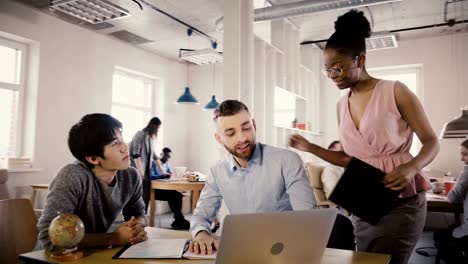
[447,165,468,238]
[37,161,145,249]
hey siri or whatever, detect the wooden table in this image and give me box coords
[149,180,205,227]
[426,192,463,225]
[19,228,391,264]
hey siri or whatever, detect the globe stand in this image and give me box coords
[50,247,84,261]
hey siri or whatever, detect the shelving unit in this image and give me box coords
[252,18,324,161]
[274,126,324,163]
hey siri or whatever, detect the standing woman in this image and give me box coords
[130,117,168,211]
[289,10,439,264]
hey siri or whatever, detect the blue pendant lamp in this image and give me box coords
[203,64,219,110]
[176,28,199,105]
[204,95,219,109]
[177,87,199,104]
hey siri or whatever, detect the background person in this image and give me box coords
[129,117,169,211]
[434,138,468,263]
[150,147,190,230]
[322,140,345,197]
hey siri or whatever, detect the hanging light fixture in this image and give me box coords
[177,87,199,104]
[204,64,219,110]
[440,107,468,139]
[176,28,199,105]
[440,33,468,139]
[204,95,219,109]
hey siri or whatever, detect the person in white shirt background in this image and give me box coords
[434,138,468,263]
[322,140,345,197]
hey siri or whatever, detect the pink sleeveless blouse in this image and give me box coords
[338,80,431,198]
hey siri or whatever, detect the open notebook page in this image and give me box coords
[118,239,187,258]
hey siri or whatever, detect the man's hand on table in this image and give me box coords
[189,231,218,255]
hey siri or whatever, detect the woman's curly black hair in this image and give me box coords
[325,9,372,58]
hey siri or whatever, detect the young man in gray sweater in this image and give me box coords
[37,114,147,250]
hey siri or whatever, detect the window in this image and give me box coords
[111,68,159,145]
[368,65,423,156]
[0,37,27,158]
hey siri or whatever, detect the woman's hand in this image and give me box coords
[289,134,312,152]
[383,163,418,191]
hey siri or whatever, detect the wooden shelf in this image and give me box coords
[299,64,313,73]
[261,39,284,55]
[275,126,323,136]
[275,86,307,100]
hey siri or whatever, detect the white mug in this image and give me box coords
[431,182,444,194]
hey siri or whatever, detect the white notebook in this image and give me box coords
[115,238,217,259]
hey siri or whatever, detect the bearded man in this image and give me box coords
[188,100,316,255]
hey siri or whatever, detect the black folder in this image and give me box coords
[328,157,399,225]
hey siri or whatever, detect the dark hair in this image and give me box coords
[325,9,371,58]
[461,139,468,149]
[213,100,249,121]
[143,117,161,136]
[328,140,341,150]
[68,113,122,168]
[162,147,172,154]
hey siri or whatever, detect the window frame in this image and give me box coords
[111,67,162,148]
[0,36,28,158]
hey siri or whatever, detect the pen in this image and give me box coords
[183,240,191,253]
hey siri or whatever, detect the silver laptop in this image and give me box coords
[215,208,337,264]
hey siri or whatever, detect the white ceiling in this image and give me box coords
[19,0,468,60]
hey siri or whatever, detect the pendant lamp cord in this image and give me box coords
[212,64,216,95]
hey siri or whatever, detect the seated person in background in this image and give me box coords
[150,147,173,179]
[37,114,146,250]
[189,100,316,254]
[447,138,468,239]
[322,140,345,197]
[151,147,190,230]
[434,138,468,262]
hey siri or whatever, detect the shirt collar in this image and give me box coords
[227,143,263,172]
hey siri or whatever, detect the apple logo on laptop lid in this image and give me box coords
[270,242,284,255]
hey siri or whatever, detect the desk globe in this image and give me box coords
[48,213,85,261]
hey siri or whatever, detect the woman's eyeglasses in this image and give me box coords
[321,66,346,77]
[322,56,360,77]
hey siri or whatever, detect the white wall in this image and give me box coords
[319,32,468,174]
[0,1,189,199]
[186,64,224,175]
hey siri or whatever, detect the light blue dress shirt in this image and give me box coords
[190,143,316,237]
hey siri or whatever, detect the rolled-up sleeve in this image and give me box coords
[190,169,222,238]
[448,167,468,204]
[283,152,316,210]
[130,131,144,158]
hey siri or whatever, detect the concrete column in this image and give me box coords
[223,0,254,109]
[254,38,266,142]
[264,47,276,145]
